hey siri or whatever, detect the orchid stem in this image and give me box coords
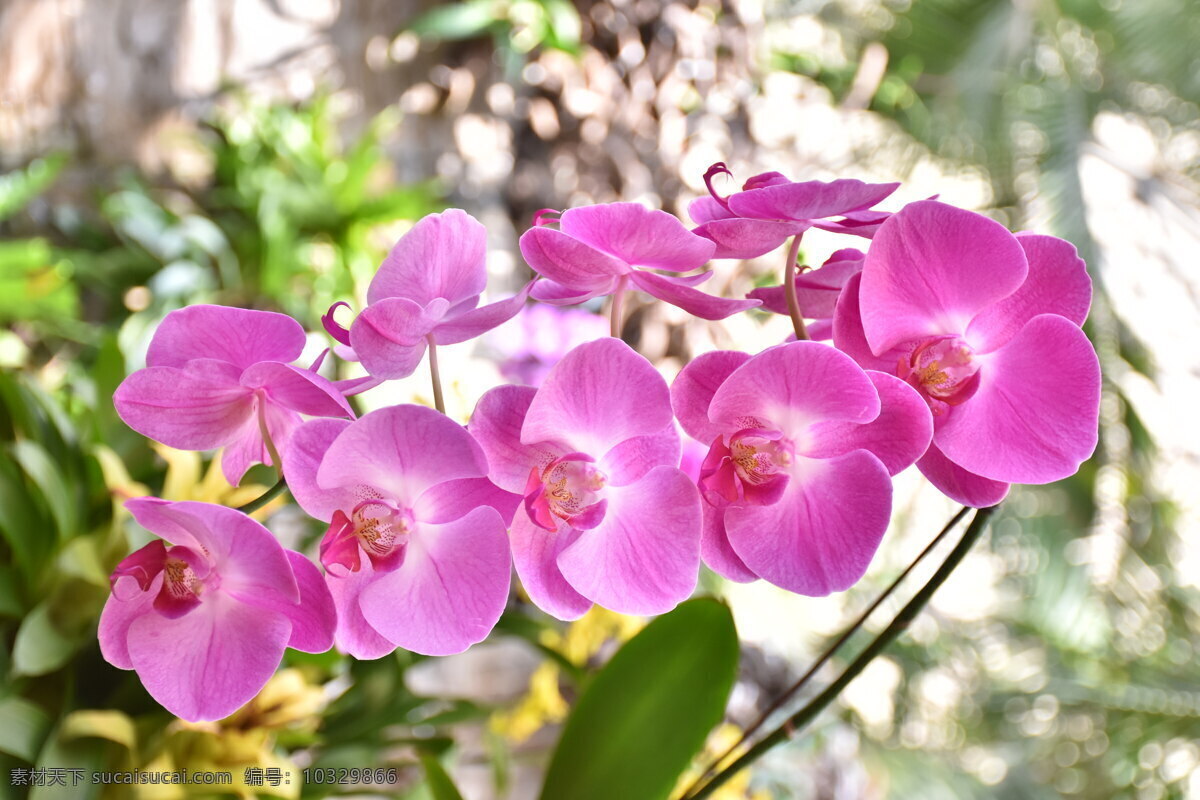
[681,505,972,798]
[783,234,809,341]
[682,504,998,800]
[237,479,288,514]
[256,400,284,479]
[610,275,629,339]
[427,337,446,414]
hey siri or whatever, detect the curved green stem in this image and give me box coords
[681,505,972,797]
[783,234,808,341]
[236,479,289,514]
[684,505,999,800]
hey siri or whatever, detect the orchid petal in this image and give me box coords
[728,179,899,222]
[725,451,892,595]
[240,362,355,418]
[708,342,881,436]
[521,338,673,456]
[510,512,592,621]
[859,200,1028,354]
[360,507,510,655]
[806,371,932,475]
[557,466,700,615]
[671,350,752,443]
[469,385,544,494]
[367,209,487,307]
[936,314,1100,484]
[965,232,1092,353]
[559,203,715,272]
[519,226,630,290]
[317,405,489,507]
[432,282,534,345]
[127,593,291,721]
[917,445,1010,508]
[114,360,253,450]
[146,305,306,369]
[629,270,761,320]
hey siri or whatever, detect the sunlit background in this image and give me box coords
[1,0,1198,798]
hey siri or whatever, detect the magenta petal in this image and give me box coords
[726,451,892,595]
[530,278,606,306]
[687,195,734,224]
[219,401,299,486]
[414,477,522,526]
[831,273,909,373]
[510,512,592,620]
[728,179,899,222]
[671,350,752,443]
[235,550,336,653]
[557,466,700,615]
[367,209,488,307]
[127,593,291,721]
[146,305,306,370]
[522,338,673,456]
[349,297,444,380]
[317,405,489,507]
[701,503,757,583]
[748,253,863,317]
[599,426,681,485]
[129,500,300,604]
[935,314,1100,484]
[114,360,253,450]
[327,563,396,659]
[629,270,762,320]
[559,203,715,272]
[859,200,1028,354]
[99,573,161,670]
[359,507,510,656]
[806,371,932,475]
[469,385,543,493]
[709,341,880,433]
[917,444,1010,508]
[966,233,1093,353]
[241,362,354,418]
[432,282,534,345]
[334,374,385,396]
[519,226,630,290]
[691,218,802,260]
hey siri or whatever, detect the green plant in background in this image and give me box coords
[760,1,1200,797]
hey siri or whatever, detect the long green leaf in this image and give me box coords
[420,753,465,800]
[539,598,739,800]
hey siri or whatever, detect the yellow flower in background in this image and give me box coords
[94,443,285,522]
[492,607,646,744]
[673,724,773,800]
[57,670,325,800]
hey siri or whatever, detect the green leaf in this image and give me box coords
[0,696,51,761]
[11,440,78,539]
[538,598,739,800]
[409,0,499,40]
[11,602,79,677]
[420,753,465,800]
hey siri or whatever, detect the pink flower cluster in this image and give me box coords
[105,167,1100,721]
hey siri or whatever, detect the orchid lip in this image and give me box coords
[532,208,562,228]
[524,451,609,531]
[699,425,794,509]
[899,335,981,412]
[320,498,412,576]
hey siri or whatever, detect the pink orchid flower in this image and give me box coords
[99,499,336,722]
[340,209,533,380]
[747,248,865,340]
[832,200,1101,507]
[114,305,354,486]
[689,164,899,259]
[672,342,932,595]
[284,405,517,657]
[519,202,758,320]
[469,338,702,619]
